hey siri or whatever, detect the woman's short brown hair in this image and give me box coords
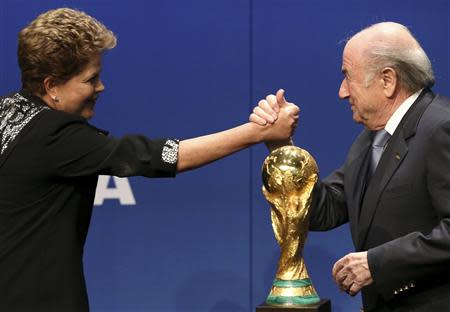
[18,8,117,95]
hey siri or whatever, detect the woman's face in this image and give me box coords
[52,54,104,119]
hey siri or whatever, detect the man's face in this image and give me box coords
[338,43,385,130]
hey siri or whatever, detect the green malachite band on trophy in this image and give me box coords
[266,294,320,305]
[272,278,312,288]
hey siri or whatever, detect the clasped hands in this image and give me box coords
[251,93,374,296]
[250,89,299,148]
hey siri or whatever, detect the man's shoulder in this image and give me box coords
[411,92,450,141]
[422,93,450,122]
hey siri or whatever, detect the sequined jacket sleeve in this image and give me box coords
[38,109,179,178]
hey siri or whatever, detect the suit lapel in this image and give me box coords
[357,131,408,249]
[356,89,435,250]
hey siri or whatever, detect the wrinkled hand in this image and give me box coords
[332,251,373,296]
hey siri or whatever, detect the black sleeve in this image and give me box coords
[42,111,178,178]
[309,165,349,231]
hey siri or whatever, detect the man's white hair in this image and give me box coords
[358,22,435,92]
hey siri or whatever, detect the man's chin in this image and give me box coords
[352,113,363,124]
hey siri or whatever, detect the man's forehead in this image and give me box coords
[342,46,355,67]
[342,38,365,66]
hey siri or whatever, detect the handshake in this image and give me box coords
[249,89,300,150]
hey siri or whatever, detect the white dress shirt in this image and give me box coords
[384,89,423,135]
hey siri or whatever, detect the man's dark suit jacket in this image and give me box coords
[310,89,450,311]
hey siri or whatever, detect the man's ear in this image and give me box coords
[381,67,397,98]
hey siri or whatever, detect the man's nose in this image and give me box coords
[339,79,349,99]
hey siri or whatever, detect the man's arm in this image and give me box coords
[250,90,350,229]
[309,168,349,230]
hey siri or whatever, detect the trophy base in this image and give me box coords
[256,299,331,312]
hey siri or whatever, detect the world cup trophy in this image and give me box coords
[261,145,320,307]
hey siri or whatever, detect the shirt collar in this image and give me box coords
[384,89,423,135]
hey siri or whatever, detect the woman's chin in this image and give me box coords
[81,109,95,120]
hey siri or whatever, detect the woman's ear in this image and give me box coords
[43,77,59,102]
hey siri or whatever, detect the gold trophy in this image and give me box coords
[261,145,320,307]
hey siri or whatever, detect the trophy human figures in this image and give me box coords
[261,145,320,307]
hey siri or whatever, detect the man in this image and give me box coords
[251,22,450,311]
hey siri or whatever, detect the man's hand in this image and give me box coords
[332,251,373,296]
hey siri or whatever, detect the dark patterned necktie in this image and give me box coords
[369,129,391,177]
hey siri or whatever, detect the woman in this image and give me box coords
[0,8,298,311]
